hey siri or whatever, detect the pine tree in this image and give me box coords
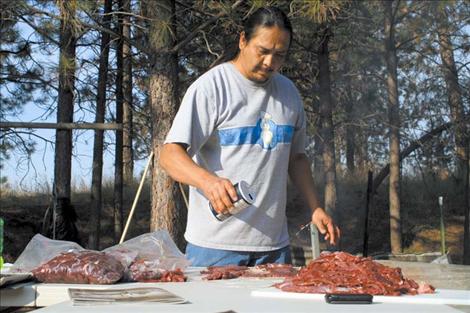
[89,0,113,250]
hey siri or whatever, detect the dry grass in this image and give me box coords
[0,178,151,263]
[288,171,467,264]
[404,218,465,264]
[1,172,467,264]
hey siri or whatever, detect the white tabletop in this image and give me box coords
[2,266,469,313]
[29,278,467,313]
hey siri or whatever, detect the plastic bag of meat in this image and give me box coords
[10,234,84,273]
[103,230,190,282]
[32,250,124,284]
[128,262,187,282]
[103,247,139,269]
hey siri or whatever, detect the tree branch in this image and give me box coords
[0,43,29,55]
[395,34,421,50]
[18,16,59,45]
[170,0,243,53]
[372,122,453,193]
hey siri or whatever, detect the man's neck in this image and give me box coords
[230,58,268,84]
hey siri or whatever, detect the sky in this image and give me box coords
[1,20,147,192]
[2,106,148,192]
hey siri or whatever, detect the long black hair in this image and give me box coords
[243,6,292,46]
[213,6,293,67]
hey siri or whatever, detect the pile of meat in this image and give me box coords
[201,265,248,280]
[201,264,298,280]
[128,259,186,282]
[275,252,435,296]
[243,263,299,278]
[32,251,125,284]
[31,251,187,284]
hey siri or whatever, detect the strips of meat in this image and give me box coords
[201,264,298,280]
[274,252,435,296]
[243,263,298,278]
[201,265,248,280]
[32,250,124,284]
[128,259,187,282]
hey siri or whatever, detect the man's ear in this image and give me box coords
[239,31,247,50]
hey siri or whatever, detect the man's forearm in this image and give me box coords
[160,143,239,213]
[159,143,214,190]
[289,153,340,245]
[288,153,321,211]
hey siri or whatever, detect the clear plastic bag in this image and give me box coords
[32,250,124,284]
[104,230,190,282]
[10,234,83,273]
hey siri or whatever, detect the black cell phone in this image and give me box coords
[325,294,373,304]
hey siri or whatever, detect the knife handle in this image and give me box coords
[325,294,373,304]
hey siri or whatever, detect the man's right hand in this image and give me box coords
[159,143,238,214]
[201,176,238,214]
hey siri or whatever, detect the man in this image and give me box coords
[160,6,340,266]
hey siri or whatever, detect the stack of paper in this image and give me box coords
[0,273,33,288]
[68,286,186,306]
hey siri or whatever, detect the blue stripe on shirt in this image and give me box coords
[218,119,294,150]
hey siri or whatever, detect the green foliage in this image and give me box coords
[291,0,344,23]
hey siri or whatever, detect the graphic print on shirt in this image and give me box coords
[260,112,274,149]
[217,111,294,150]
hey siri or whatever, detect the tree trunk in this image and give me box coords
[146,0,186,250]
[356,126,369,173]
[122,0,134,186]
[436,8,467,183]
[344,59,355,174]
[114,0,125,243]
[318,26,337,219]
[88,0,112,250]
[384,0,402,254]
[436,7,470,263]
[54,0,76,202]
[313,120,324,179]
[464,142,470,265]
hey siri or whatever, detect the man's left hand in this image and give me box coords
[311,208,340,245]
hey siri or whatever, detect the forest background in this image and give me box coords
[1,0,469,265]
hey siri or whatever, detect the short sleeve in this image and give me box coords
[164,82,217,157]
[290,90,306,154]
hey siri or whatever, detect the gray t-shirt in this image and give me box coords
[165,62,306,251]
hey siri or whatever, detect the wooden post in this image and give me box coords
[0,122,122,130]
[310,223,321,260]
[120,152,153,243]
[363,170,373,257]
[464,141,470,265]
[438,196,446,255]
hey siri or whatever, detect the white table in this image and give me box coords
[16,279,470,313]
[2,268,469,313]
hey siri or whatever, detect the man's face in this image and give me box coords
[237,26,290,83]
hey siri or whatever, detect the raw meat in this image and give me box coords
[243,263,298,278]
[201,264,298,280]
[274,252,435,296]
[201,265,248,280]
[128,259,186,282]
[32,250,124,284]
